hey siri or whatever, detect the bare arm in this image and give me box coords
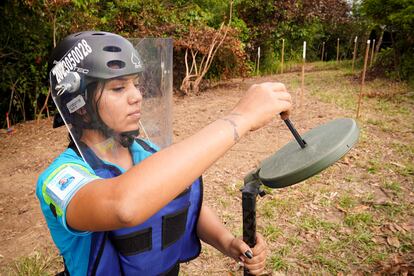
[196,204,236,257]
[66,82,292,231]
[197,205,267,275]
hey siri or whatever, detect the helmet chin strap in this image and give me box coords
[119,129,140,148]
[119,121,152,148]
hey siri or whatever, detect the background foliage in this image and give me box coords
[0,0,413,127]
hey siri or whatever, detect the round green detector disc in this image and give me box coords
[258,118,359,188]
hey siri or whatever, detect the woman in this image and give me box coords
[37,31,292,275]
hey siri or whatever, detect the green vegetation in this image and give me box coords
[360,0,414,84]
[262,224,283,242]
[7,251,61,276]
[1,0,413,127]
[269,253,289,271]
[338,194,357,210]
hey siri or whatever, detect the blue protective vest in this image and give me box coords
[71,139,202,275]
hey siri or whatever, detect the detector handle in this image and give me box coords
[284,118,307,149]
[242,172,263,276]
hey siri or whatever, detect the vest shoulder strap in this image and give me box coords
[134,138,157,153]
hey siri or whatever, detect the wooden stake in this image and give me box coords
[6,112,10,129]
[321,41,325,61]
[352,36,358,73]
[336,38,340,63]
[356,40,370,119]
[6,112,14,133]
[256,46,261,75]
[370,39,376,66]
[281,39,285,74]
[300,41,306,107]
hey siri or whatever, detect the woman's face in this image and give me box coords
[96,74,143,134]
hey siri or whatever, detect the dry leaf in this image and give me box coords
[392,223,404,233]
[329,236,339,242]
[352,205,369,213]
[373,236,387,245]
[390,161,405,168]
[336,205,347,213]
[388,223,398,233]
[401,223,414,232]
[386,236,401,248]
[371,237,380,244]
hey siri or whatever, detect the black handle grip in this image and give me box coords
[284,119,307,149]
[242,185,258,276]
[242,191,257,248]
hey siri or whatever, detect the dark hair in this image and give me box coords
[67,80,108,145]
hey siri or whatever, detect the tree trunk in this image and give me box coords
[375,26,385,55]
[37,13,56,122]
[390,31,400,79]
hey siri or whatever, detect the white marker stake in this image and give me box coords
[321,41,325,61]
[370,39,376,66]
[303,41,307,60]
[257,47,261,75]
[300,41,306,107]
[281,39,285,74]
[352,36,358,73]
[357,40,370,119]
[336,38,340,63]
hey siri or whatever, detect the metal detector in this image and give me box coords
[241,118,359,275]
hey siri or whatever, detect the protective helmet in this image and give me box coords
[49,31,144,144]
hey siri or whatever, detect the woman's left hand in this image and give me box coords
[227,233,268,275]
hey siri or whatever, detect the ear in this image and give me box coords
[75,107,92,123]
[76,107,87,116]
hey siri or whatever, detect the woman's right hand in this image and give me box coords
[231,82,292,132]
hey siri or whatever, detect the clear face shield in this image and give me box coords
[50,34,172,166]
[132,38,173,149]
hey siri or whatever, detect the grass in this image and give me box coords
[367,159,382,174]
[365,117,394,132]
[261,224,283,242]
[297,216,339,232]
[269,254,289,271]
[344,212,374,228]
[373,202,407,219]
[258,195,298,219]
[397,231,414,253]
[391,142,414,157]
[397,162,414,177]
[295,218,378,274]
[338,194,357,210]
[260,63,413,274]
[306,70,358,111]
[224,179,244,198]
[4,251,61,276]
[382,180,402,194]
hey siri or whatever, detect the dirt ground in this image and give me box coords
[0,69,413,275]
